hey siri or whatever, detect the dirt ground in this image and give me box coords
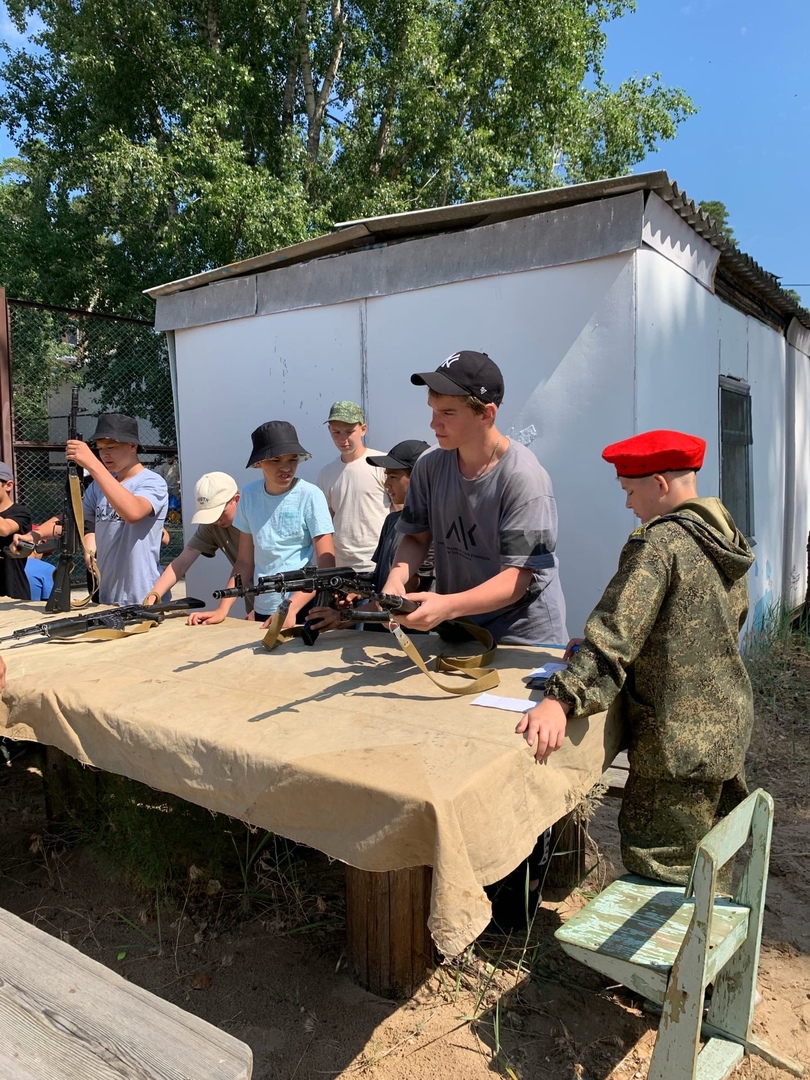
[0,638,808,1079]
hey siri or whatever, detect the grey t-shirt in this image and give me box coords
[397,443,567,645]
[188,522,253,614]
[83,468,168,606]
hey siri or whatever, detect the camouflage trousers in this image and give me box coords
[618,770,749,886]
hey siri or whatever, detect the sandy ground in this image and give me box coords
[0,639,807,1079]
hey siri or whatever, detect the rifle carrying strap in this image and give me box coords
[387,619,500,695]
[261,604,500,695]
[261,600,299,651]
[68,470,101,609]
[51,618,161,642]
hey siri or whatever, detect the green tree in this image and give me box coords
[1,0,696,317]
[698,199,737,248]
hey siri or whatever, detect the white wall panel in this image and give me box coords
[636,249,721,493]
[747,318,787,626]
[173,303,364,606]
[364,255,638,634]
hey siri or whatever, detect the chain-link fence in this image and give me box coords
[5,298,182,573]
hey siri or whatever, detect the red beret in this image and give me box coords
[602,430,706,477]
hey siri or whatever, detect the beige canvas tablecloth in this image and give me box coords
[0,601,621,956]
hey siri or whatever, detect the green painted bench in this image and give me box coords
[556,788,804,1080]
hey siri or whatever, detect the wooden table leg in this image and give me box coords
[344,865,435,998]
[545,808,587,888]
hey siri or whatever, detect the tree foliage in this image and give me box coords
[698,199,737,248]
[0,0,696,317]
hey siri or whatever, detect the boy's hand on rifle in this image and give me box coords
[66,439,97,471]
[188,609,226,626]
[306,605,342,632]
[393,592,448,632]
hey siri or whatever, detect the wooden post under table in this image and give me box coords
[344,865,435,998]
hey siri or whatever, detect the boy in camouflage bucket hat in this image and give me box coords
[316,401,389,572]
[518,430,755,885]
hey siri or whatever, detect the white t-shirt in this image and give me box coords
[316,450,389,572]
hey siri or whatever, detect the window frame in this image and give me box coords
[719,375,755,542]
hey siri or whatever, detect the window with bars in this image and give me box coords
[719,377,754,539]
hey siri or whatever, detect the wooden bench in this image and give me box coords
[602,749,629,797]
[0,905,252,1079]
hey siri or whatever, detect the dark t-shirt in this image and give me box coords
[0,502,33,600]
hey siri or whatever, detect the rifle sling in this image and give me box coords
[68,470,101,609]
[50,618,161,642]
[261,607,499,696]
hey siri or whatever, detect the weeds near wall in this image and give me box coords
[744,601,810,799]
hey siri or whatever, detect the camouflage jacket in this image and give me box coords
[546,498,754,783]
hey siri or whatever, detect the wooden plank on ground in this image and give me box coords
[0,907,252,1079]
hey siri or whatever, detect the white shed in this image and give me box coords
[146,171,810,636]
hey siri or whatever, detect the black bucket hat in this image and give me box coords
[366,440,431,470]
[246,421,310,468]
[411,350,504,406]
[91,413,140,444]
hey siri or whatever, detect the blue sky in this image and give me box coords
[1,1,807,305]
[602,0,809,305]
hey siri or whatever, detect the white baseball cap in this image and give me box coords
[191,472,238,524]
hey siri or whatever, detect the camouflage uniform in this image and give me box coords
[546,497,754,884]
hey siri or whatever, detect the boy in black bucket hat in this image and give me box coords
[66,413,168,606]
[189,421,335,629]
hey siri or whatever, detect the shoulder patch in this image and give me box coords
[628,524,648,542]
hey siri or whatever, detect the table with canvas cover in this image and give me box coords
[0,599,620,993]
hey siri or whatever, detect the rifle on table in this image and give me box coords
[1,597,206,645]
[46,386,97,613]
[213,566,419,646]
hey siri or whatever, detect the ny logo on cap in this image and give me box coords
[439,353,461,369]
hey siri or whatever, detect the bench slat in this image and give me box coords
[0,908,252,1079]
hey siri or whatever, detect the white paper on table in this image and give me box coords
[471,693,534,713]
[526,662,568,679]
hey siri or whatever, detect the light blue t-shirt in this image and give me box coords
[83,468,168,606]
[233,477,334,616]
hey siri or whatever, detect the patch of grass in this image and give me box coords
[744,604,810,803]
[40,764,343,934]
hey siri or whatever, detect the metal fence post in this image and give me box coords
[0,287,15,466]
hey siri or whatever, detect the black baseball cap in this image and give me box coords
[246,421,310,467]
[91,413,140,444]
[411,350,504,406]
[366,440,431,470]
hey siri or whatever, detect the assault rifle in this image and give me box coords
[46,386,86,612]
[213,566,419,646]
[0,597,206,645]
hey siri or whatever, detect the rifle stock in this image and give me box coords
[2,597,206,644]
[45,386,83,613]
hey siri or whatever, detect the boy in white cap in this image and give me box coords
[316,401,389,572]
[143,472,253,614]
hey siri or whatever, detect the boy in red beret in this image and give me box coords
[518,429,755,885]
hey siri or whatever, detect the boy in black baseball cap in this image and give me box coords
[383,350,567,647]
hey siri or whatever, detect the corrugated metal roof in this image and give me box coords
[144,170,810,331]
